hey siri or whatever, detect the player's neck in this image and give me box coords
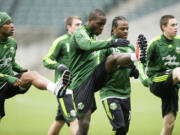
[163,33,174,40]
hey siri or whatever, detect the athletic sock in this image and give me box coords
[46,82,56,94]
[130,53,137,62]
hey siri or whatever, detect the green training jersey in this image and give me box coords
[43,33,71,82]
[147,35,180,80]
[99,35,135,99]
[0,37,22,87]
[69,24,111,89]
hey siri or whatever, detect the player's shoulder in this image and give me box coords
[149,35,161,45]
[8,37,17,46]
[56,33,70,42]
[147,35,161,49]
[174,36,180,40]
[8,37,17,43]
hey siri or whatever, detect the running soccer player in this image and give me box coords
[0,12,71,120]
[138,15,180,135]
[99,16,139,135]
[64,9,147,135]
[43,16,82,135]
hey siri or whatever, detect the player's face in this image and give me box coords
[0,20,14,38]
[88,15,106,35]
[68,18,82,35]
[163,18,178,39]
[113,20,129,39]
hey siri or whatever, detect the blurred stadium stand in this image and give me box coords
[0,0,120,33]
[0,0,179,74]
[126,0,180,21]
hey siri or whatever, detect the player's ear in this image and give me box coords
[66,24,71,30]
[162,24,166,31]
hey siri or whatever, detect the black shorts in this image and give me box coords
[73,60,112,118]
[102,98,131,135]
[56,93,76,124]
[0,73,30,119]
[150,71,179,117]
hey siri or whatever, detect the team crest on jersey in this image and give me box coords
[110,102,117,110]
[3,44,7,48]
[168,44,173,48]
[176,47,180,54]
[70,110,76,117]
[78,102,84,110]
[10,47,15,54]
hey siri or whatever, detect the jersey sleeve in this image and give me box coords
[0,73,17,84]
[12,40,23,73]
[73,29,111,52]
[12,60,23,73]
[137,62,152,87]
[43,39,62,69]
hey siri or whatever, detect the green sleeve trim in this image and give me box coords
[152,75,168,82]
[103,99,113,120]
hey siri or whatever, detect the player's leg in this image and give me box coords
[18,70,71,96]
[161,112,175,135]
[102,98,129,135]
[69,119,79,135]
[48,120,65,135]
[57,93,78,135]
[105,34,147,73]
[172,67,180,84]
[76,109,91,135]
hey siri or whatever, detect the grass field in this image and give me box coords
[0,81,180,135]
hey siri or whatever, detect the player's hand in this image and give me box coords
[136,34,147,63]
[110,38,129,47]
[14,79,22,87]
[130,65,139,79]
[62,70,72,86]
[57,64,69,73]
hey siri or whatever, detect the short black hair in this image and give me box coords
[111,16,127,35]
[160,15,175,31]
[89,9,105,20]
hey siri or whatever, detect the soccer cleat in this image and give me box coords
[135,34,147,63]
[54,70,72,98]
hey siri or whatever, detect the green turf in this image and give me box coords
[0,81,180,135]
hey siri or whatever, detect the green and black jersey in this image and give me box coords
[99,35,135,99]
[138,34,180,87]
[69,24,111,90]
[147,35,180,80]
[43,33,71,82]
[0,37,22,87]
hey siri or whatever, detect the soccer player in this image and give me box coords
[43,16,82,135]
[0,12,71,120]
[139,15,180,135]
[99,16,139,135]
[66,9,147,135]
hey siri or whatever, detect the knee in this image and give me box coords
[173,67,180,83]
[81,119,90,131]
[78,118,90,134]
[166,121,175,131]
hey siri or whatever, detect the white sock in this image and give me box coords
[46,82,56,93]
[131,53,137,62]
